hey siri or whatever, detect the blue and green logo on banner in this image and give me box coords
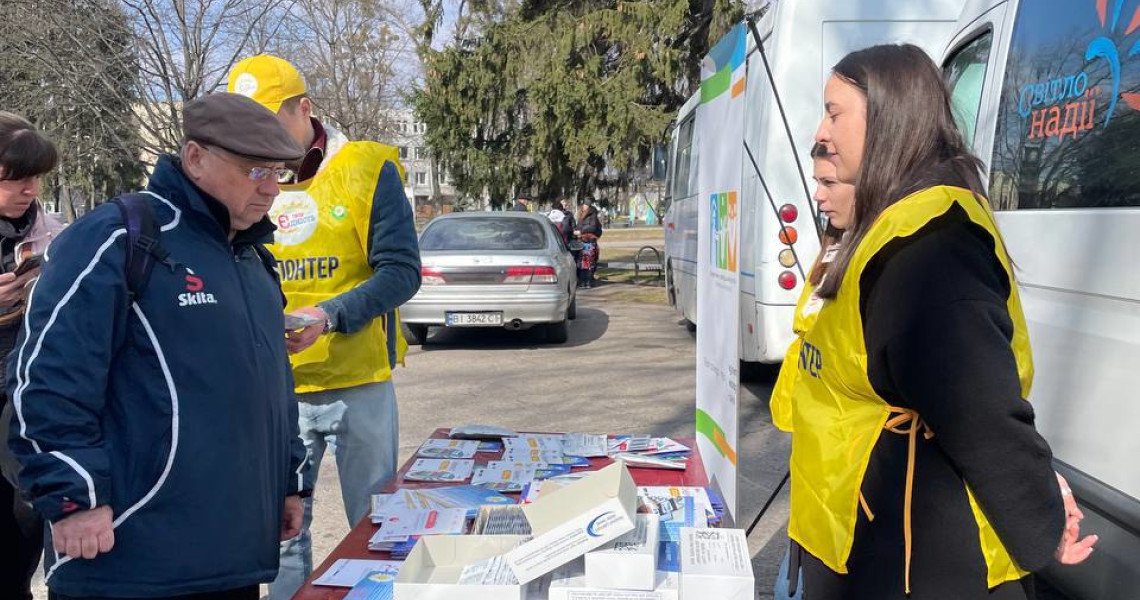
[700,23,748,104]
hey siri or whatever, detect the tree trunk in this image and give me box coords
[430,156,444,215]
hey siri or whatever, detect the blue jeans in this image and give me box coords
[268,381,399,600]
[775,545,803,599]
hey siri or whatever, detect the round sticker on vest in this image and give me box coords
[233,73,259,97]
[271,192,319,246]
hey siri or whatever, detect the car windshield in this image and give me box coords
[420,217,548,251]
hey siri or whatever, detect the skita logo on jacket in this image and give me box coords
[178,272,218,307]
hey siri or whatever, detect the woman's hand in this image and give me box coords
[0,269,38,310]
[1055,472,1098,564]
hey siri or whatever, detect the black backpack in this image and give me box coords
[111,193,280,301]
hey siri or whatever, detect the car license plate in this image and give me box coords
[445,312,504,327]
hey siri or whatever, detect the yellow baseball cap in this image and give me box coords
[227,54,307,113]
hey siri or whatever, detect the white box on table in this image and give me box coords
[506,461,638,584]
[584,513,660,590]
[678,528,754,600]
[395,535,531,600]
[550,558,679,600]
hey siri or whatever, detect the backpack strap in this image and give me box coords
[112,193,171,300]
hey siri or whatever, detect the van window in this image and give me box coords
[989,0,1140,210]
[944,31,992,146]
[672,116,696,200]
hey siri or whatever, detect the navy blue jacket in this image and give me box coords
[6,156,306,597]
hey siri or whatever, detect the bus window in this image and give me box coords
[673,116,696,200]
[990,0,1140,210]
[944,31,992,146]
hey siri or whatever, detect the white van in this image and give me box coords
[663,0,966,362]
[943,0,1140,596]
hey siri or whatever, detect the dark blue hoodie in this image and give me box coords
[6,156,306,597]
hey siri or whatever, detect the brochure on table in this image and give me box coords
[404,458,475,482]
[372,507,467,543]
[313,559,402,587]
[505,461,639,584]
[417,439,481,459]
[395,535,531,600]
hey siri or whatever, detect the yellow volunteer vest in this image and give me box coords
[778,186,1034,591]
[770,282,822,433]
[269,141,409,393]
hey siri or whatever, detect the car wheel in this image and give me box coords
[403,323,429,346]
[545,319,569,344]
[666,262,677,307]
[568,293,577,320]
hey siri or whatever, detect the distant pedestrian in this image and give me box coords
[558,199,576,236]
[575,201,603,287]
[0,111,62,600]
[545,204,571,244]
[511,196,530,212]
[7,93,308,600]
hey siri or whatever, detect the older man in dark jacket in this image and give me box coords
[7,94,308,600]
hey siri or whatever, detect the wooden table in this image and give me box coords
[291,428,708,600]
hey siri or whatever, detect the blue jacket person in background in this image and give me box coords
[6,93,309,600]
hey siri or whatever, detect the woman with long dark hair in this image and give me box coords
[0,111,61,600]
[771,45,1096,599]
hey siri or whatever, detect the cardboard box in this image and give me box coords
[584,514,660,590]
[506,461,638,584]
[678,528,754,600]
[395,535,531,600]
[550,559,679,600]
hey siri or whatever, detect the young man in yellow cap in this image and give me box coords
[228,54,420,600]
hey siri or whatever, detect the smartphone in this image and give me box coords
[284,313,323,331]
[14,254,43,276]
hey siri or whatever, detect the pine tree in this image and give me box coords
[413,0,744,207]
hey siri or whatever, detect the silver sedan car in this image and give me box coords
[401,212,579,344]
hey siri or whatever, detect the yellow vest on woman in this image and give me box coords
[269,136,408,393]
[772,185,1035,590]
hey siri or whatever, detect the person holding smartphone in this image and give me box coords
[0,111,63,600]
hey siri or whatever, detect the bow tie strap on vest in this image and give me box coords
[858,406,935,595]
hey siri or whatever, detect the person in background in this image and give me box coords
[545,201,571,245]
[770,44,1095,599]
[558,198,576,237]
[511,196,530,212]
[0,111,62,600]
[7,93,308,600]
[770,142,850,600]
[575,200,603,287]
[228,54,421,600]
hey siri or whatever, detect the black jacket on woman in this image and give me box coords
[800,168,1064,600]
[578,208,603,238]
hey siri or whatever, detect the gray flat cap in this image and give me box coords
[183,93,305,162]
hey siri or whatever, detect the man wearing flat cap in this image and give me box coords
[228,55,421,600]
[6,93,309,600]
